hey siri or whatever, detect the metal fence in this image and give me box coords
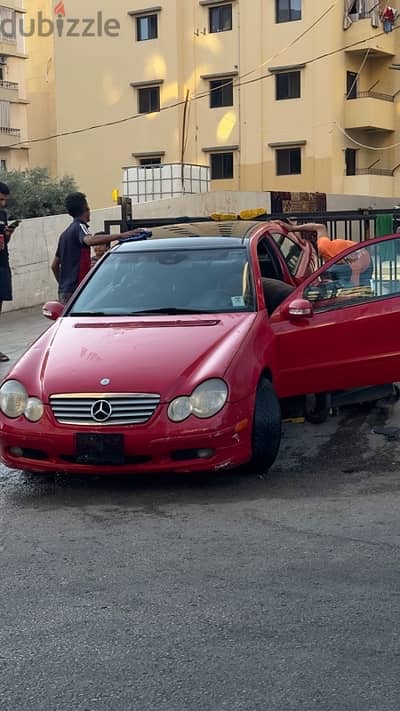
[111,209,398,243]
[259,208,398,242]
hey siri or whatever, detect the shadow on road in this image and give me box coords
[1,403,399,511]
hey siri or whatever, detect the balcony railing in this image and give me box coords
[358,11,375,19]
[0,127,20,136]
[350,10,383,21]
[0,80,18,90]
[355,168,393,177]
[355,90,394,102]
[0,36,16,45]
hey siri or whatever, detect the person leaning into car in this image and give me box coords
[51,192,141,305]
[280,221,357,261]
[280,221,372,287]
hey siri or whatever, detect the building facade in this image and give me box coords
[25,0,57,176]
[0,1,29,172]
[26,0,400,207]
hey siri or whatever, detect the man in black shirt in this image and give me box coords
[0,182,15,362]
[52,192,142,304]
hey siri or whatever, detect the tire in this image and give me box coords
[248,378,282,473]
[304,393,330,424]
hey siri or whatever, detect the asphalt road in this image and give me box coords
[1,309,400,710]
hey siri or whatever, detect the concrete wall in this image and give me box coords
[5,206,120,313]
[133,191,272,218]
[133,190,399,218]
[326,194,398,211]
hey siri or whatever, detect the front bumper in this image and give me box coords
[0,399,253,475]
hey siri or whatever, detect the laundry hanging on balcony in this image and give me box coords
[380,6,397,32]
[343,0,381,30]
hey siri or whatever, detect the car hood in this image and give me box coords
[13,314,257,401]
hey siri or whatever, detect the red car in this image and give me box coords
[0,221,398,475]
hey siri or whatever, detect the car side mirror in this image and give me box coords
[42,301,64,321]
[284,298,314,321]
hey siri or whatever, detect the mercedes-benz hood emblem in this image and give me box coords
[91,399,112,422]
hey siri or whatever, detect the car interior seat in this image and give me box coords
[262,278,295,316]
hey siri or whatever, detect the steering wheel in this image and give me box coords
[305,278,337,302]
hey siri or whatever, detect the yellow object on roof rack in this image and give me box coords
[209,208,268,221]
[239,208,268,220]
[210,213,238,221]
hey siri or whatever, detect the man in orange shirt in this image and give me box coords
[282,222,356,259]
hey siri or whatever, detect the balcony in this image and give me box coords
[355,168,394,177]
[0,127,20,147]
[0,38,26,59]
[344,172,394,197]
[344,17,396,56]
[0,80,18,101]
[3,0,25,10]
[344,92,395,132]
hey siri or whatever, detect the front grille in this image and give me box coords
[49,393,161,426]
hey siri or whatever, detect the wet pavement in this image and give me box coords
[1,307,400,710]
[0,306,48,372]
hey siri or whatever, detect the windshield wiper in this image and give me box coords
[70,308,218,317]
[69,311,108,316]
[128,308,213,315]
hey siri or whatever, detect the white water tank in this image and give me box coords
[122,163,210,204]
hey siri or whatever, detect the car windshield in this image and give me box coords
[68,248,255,316]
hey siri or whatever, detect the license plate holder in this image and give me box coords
[75,433,124,465]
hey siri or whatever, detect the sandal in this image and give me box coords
[0,352,9,362]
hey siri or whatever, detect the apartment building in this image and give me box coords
[25,0,56,175]
[26,0,400,207]
[0,1,29,171]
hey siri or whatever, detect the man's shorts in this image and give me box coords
[0,265,12,301]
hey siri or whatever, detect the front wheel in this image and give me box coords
[248,378,282,473]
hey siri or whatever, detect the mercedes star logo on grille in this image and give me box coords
[91,399,113,422]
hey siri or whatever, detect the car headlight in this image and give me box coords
[191,379,228,418]
[168,396,191,423]
[0,380,44,421]
[0,380,28,418]
[168,379,228,422]
[25,398,44,423]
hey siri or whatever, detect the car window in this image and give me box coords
[257,237,283,280]
[269,232,303,276]
[69,248,255,315]
[303,237,400,313]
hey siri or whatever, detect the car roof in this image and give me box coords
[115,221,261,252]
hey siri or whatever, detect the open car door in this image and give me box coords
[269,235,400,399]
